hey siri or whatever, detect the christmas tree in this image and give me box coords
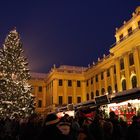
[0,28,35,118]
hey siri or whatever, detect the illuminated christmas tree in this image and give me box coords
[0,28,35,118]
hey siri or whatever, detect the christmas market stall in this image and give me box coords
[108,87,140,124]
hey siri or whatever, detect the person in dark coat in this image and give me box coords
[38,113,73,140]
[37,113,62,140]
[88,113,104,140]
[125,115,140,140]
[109,111,123,140]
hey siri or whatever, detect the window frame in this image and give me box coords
[77,80,81,87]
[129,53,134,66]
[38,86,42,92]
[120,58,124,70]
[59,96,63,105]
[68,96,72,104]
[68,80,72,87]
[59,79,63,86]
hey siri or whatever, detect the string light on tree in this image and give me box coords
[0,28,35,119]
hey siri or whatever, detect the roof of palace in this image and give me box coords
[56,65,88,73]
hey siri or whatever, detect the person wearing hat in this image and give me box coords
[38,113,73,140]
[37,113,62,140]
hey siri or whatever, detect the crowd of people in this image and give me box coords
[0,108,140,140]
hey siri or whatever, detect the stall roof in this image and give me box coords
[111,87,140,103]
[74,100,95,109]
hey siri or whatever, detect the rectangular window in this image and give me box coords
[107,69,110,77]
[68,80,72,87]
[86,80,89,86]
[77,80,81,87]
[114,66,116,74]
[120,58,124,70]
[119,34,123,41]
[91,78,93,84]
[87,93,89,100]
[59,96,63,105]
[129,53,134,66]
[101,72,104,80]
[128,27,132,36]
[68,96,72,104]
[38,86,42,92]
[91,92,94,99]
[96,90,99,96]
[77,97,81,103]
[96,75,98,82]
[38,100,42,108]
[59,79,63,86]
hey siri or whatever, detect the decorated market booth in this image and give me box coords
[109,87,140,124]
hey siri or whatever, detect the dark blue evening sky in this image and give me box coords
[0,0,139,73]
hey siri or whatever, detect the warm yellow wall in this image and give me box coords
[45,69,85,106]
[29,79,47,114]
[30,6,140,114]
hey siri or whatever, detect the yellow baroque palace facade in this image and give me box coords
[30,7,140,114]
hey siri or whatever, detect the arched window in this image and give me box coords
[122,79,126,91]
[86,93,89,100]
[131,76,137,88]
[96,90,99,96]
[107,86,112,95]
[101,88,105,95]
[91,92,94,99]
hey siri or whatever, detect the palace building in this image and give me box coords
[30,7,140,114]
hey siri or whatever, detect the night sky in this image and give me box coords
[0,0,139,73]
